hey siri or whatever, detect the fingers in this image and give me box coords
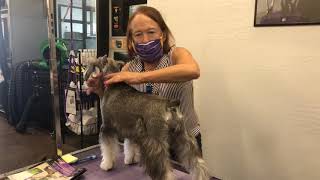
[104,77,120,86]
[105,73,117,80]
[104,73,120,85]
[103,72,140,85]
[104,79,117,86]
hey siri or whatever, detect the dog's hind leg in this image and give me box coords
[124,138,140,164]
[170,110,210,180]
[174,133,209,180]
[140,137,174,180]
[133,143,141,163]
[99,126,119,171]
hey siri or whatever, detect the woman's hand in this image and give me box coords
[104,71,143,85]
[86,73,104,97]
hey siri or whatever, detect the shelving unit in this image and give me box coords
[61,49,101,150]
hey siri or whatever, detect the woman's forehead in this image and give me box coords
[130,14,160,32]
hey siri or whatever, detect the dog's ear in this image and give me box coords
[84,64,95,81]
[105,58,124,71]
[100,55,109,66]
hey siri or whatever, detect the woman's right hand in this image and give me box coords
[86,72,104,97]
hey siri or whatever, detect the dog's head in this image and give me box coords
[84,55,125,81]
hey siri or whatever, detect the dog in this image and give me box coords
[84,55,210,180]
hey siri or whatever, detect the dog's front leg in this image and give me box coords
[99,127,119,171]
[124,138,141,164]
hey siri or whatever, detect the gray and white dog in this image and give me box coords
[84,55,210,180]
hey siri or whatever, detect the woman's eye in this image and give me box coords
[134,33,142,37]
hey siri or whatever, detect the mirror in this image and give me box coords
[0,0,98,174]
[0,0,57,174]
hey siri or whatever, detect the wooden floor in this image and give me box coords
[0,114,101,174]
[0,115,56,174]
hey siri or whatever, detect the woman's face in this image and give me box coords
[130,14,163,44]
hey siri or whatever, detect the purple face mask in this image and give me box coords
[135,39,164,63]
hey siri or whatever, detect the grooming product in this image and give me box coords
[61,154,79,164]
[71,154,97,164]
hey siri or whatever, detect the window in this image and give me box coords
[56,0,96,50]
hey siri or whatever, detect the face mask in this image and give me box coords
[135,39,163,63]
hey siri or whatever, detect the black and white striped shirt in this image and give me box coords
[127,50,201,136]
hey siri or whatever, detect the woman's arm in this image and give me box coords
[142,47,200,82]
[104,47,200,85]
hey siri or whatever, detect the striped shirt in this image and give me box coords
[127,50,201,136]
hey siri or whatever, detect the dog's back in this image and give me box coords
[101,82,181,138]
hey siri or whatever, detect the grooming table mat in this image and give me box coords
[74,151,192,179]
[0,145,219,180]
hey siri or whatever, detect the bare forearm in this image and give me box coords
[140,64,200,83]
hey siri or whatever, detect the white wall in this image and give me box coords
[149,1,320,180]
[9,0,48,64]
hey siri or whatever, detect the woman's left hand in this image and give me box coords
[104,71,143,85]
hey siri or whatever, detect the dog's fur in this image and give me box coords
[85,55,210,180]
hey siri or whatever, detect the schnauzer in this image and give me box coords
[84,55,210,180]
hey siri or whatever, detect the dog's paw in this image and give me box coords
[165,171,176,180]
[100,160,114,171]
[124,152,141,165]
[133,152,141,163]
[124,155,134,165]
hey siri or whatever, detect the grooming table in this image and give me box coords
[72,145,192,180]
[0,145,220,180]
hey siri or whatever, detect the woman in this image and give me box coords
[88,6,202,152]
